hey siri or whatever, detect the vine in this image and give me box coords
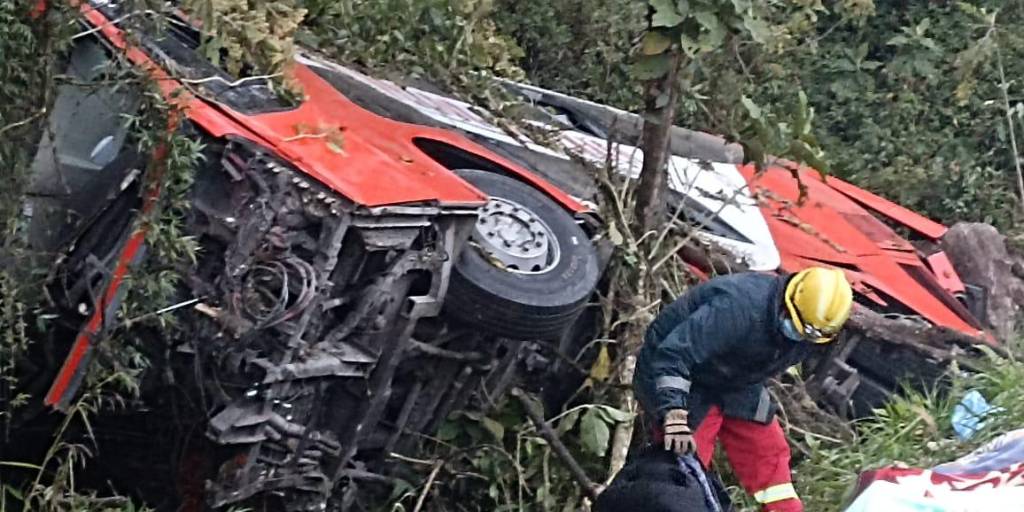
[1,2,202,508]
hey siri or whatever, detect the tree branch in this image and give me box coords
[510,388,601,500]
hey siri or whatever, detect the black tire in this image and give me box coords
[445,169,600,339]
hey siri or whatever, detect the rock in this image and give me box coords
[940,223,1024,342]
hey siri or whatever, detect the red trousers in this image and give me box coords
[656,405,803,512]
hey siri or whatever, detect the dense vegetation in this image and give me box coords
[491,0,1024,231]
[3,1,1024,511]
[312,0,1024,231]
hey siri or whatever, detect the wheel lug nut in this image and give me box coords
[535,241,543,248]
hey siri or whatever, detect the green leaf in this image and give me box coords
[766,62,786,76]
[607,223,624,246]
[0,461,43,472]
[887,34,911,47]
[694,10,724,47]
[580,408,611,457]
[955,37,995,79]
[596,405,634,423]
[641,30,673,55]
[741,95,762,119]
[742,15,772,45]
[556,408,582,436]
[676,0,690,17]
[589,345,613,381]
[388,478,416,501]
[680,32,700,56]
[655,91,671,108]
[855,42,869,61]
[650,0,685,27]
[956,2,983,19]
[465,422,486,443]
[916,18,932,35]
[913,58,937,77]
[788,139,830,174]
[632,53,672,80]
[481,416,505,441]
[437,420,460,441]
[792,90,809,136]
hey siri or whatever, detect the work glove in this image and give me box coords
[663,408,696,455]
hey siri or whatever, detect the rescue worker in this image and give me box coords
[633,267,853,512]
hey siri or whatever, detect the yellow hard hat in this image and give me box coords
[783,267,853,344]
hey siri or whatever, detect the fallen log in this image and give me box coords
[846,305,1002,359]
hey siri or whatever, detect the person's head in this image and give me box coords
[780,267,853,344]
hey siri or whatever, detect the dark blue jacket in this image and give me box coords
[633,273,812,427]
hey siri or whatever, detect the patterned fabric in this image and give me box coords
[846,428,1024,511]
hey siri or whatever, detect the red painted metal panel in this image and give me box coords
[225,63,585,209]
[44,227,149,408]
[737,164,989,343]
[45,124,173,408]
[77,3,585,211]
[824,175,948,240]
[219,64,487,207]
[926,252,967,295]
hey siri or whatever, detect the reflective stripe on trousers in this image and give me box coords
[754,483,799,504]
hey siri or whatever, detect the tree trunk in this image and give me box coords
[634,48,684,233]
[605,45,685,482]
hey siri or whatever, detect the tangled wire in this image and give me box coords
[235,255,317,329]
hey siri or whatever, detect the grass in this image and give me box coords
[708,344,1024,512]
[790,346,1024,512]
